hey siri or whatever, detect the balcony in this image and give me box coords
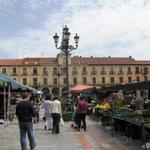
[82,71,87,75]
[127,71,132,75]
[91,71,97,75]
[100,71,106,75]
[11,73,18,76]
[42,72,48,76]
[72,71,78,75]
[135,71,141,74]
[118,71,124,75]
[32,72,38,76]
[109,71,115,75]
[22,73,28,76]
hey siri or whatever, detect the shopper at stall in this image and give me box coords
[51,96,62,134]
[135,90,144,110]
[16,94,36,150]
[76,96,88,131]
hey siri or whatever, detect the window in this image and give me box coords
[2,68,6,74]
[82,67,87,75]
[102,77,105,84]
[136,76,140,82]
[135,67,140,74]
[73,77,77,84]
[128,77,132,83]
[33,67,38,75]
[100,66,105,75]
[23,67,27,75]
[73,67,77,72]
[127,67,132,74]
[92,66,96,75]
[63,78,67,84]
[109,66,115,75]
[92,77,96,84]
[83,77,87,84]
[23,78,27,85]
[72,67,77,75]
[43,78,48,85]
[110,77,115,84]
[119,77,124,83]
[43,67,48,75]
[119,66,123,74]
[53,67,57,75]
[33,78,38,85]
[12,67,17,75]
[53,78,57,85]
[12,78,16,81]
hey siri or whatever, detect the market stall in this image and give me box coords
[0,74,42,125]
[95,81,150,147]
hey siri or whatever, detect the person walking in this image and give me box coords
[51,96,62,134]
[16,94,36,150]
[76,96,88,131]
[42,96,52,130]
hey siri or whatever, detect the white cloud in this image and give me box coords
[1,0,150,59]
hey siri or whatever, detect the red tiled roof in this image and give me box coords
[0,56,150,66]
[0,59,23,66]
[0,57,57,66]
[72,56,150,65]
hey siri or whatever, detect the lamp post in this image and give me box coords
[53,26,79,98]
[143,66,148,81]
[56,66,62,98]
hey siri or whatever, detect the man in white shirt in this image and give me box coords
[42,96,52,130]
[51,96,62,134]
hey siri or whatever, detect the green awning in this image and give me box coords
[0,78,6,87]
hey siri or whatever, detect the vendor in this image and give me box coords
[143,99,150,109]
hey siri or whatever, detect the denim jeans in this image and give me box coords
[19,122,36,150]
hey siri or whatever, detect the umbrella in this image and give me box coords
[70,84,94,93]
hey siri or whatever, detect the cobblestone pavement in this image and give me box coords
[0,116,145,150]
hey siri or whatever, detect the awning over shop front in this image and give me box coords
[70,84,95,93]
[96,81,150,94]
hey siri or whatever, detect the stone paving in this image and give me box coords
[0,115,145,150]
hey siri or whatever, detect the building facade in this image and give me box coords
[0,53,150,96]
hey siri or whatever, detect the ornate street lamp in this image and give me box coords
[53,25,79,98]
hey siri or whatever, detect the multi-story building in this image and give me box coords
[0,53,150,96]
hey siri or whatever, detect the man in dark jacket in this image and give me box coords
[16,94,36,150]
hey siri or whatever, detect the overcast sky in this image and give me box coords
[0,0,150,60]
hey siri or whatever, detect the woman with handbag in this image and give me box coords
[76,96,88,131]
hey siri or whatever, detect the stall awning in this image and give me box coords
[70,84,94,93]
[0,74,27,91]
[25,85,42,94]
[0,74,42,93]
[96,81,150,94]
[0,78,5,87]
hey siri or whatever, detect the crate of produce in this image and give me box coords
[63,111,74,122]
